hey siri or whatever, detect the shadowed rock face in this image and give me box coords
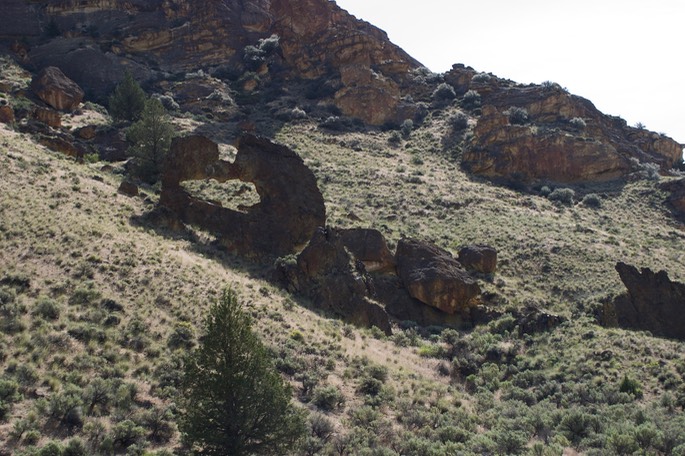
[338,228,395,273]
[660,178,685,221]
[159,134,325,257]
[274,227,392,334]
[395,238,481,316]
[605,262,685,341]
[31,66,84,111]
[7,0,421,124]
[460,83,683,184]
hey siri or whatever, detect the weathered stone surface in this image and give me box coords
[0,106,15,124]
[274,227,392,334]
[604,262,685,340]
[76,126,97,140]
[458,244,497,274]
[462,85,683,184]
[33,107,61,128]
[30,66,84,111]
[38,135,79,158]
[395,238,481,315]
[118,180,139,197]
[338,228,395,273]
[159,134,325,257]
[373,274,466,328]
[6,0,420,124]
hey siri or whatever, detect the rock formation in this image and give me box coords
[30,66,84,111]
[0,105,15,124]
[274,227,392,334]
[5,0,421,125]
[604,262,685,341]
[395,238,481,316]
[458,244,497,274]
[338,228,395,273]
[33,107,61,128]
[459,81,683,184]
[159,134,325,257]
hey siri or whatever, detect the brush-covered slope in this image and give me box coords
[3,94,685,453]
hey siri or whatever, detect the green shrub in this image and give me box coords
[548,187,575,206]
[462,90,481,109]
[619,374,643,399]
[312,385,345,411]
[432,83,456,102]
[38,441,63,456]
[63,438,87,456]
[472,72,492,83]
[167,322,195,350]
[582,193,602,208]
[33,296,61,320]
[570,117,587,130]
[449,111,469,132]
[400,119,414,138]
[112,419,146,450]
[505,106,529,125]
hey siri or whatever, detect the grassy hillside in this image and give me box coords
[2,94,685,454]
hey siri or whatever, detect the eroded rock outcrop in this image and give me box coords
[8,0,420,124]
[603,262,685,340]
[338,228,395,273]
[395,238,481,316]
[462,85,683,184]
[275,227,392,334]
[159,134,325,257]
[458,244,497,274]
[30,66,83,111]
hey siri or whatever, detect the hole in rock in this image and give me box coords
[181,179,261,213]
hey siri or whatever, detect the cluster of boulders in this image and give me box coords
[274,226,498,333]
[0,64,127,161]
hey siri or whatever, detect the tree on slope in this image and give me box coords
[125,97,175,183]
[179,289,306,455]
[109,71,147,122]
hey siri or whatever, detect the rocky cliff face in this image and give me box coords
[453,69,683,184]
[2,0,421,125]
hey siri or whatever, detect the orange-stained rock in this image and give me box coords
[33,107,61,128]
[76,126,96,140]
[458,245,497,274]
[0,106,15,125]
[463,83,684,184]
[395,238,481,316]
[30,66,83,112]
[338,228,395,273]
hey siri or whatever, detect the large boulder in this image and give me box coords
[0,106,15,125]
[603,262,685,340]
[30,66,84,112]
[275,227,392,334]
[33,107,61,128]
[159,134,326,257]
[395,238,481,315]
[338,228,395,272]
[458,244,497,274]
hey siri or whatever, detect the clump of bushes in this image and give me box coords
[432,83,456,103]
[449,111,469,132]
[471,72,492,83]
[505,106,529,125]
[462,90,481,110]
[312,385,345,411]
[569,117,586,130]
[400,119,414,138]
[581,193,602,208]
[547,187,575,206]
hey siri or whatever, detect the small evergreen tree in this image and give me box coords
[109,71,147,122]
[180,289,306,455]
[126,98,175,183]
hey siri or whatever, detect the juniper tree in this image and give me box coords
[108,71,146,122]
[125,98,175,183]
[179,289,306,455]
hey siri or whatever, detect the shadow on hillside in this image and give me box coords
[128,209,363,327]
